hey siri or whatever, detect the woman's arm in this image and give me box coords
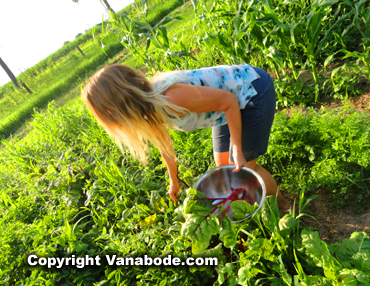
[160,149,180,202]
[166,84,249,172]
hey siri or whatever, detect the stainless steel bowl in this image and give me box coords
[194,165,266,222]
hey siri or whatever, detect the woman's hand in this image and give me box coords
[232,151,249,173]
[168,180,180,202]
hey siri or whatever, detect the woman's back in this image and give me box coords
[152,64,261,131]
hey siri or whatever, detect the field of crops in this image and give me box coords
[0,0,370,285]
[0,0,186,139]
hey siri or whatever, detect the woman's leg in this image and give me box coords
[214,152,292,211]
[245,158,292,211]
[213,151,229,166]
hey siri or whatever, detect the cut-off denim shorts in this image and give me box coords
[212,67,276,162]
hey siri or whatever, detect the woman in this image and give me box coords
[82,63,292,212]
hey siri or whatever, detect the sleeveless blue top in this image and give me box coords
[152,64,260,132]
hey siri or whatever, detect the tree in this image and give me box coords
[0,57,20,89]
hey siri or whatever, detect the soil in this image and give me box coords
[281,189,370,243]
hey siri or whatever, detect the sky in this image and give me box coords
[0,0,134,87]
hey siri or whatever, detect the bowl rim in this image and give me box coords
[194,164,266,223]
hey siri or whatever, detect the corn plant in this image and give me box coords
[102,4,195,75]
[338,0,370,81]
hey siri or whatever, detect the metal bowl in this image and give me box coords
[194,165,266,223]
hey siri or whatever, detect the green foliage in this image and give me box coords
[259,105,370,208]
[1,89,370,284]
[192,0,369,106]
[1,1,370,283]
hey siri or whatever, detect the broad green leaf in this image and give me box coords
[323,252,341,280]
[225,262,235,274]
[352,251,370,273]
[279,214,297,236]
[244,238,276,262]
[261,196,280,231]
[228,274,238,286]
[75,242,89,253]
[181,214,219,253]
[336,232,370,262]
[101,31,112,48]
[219,215,237,248]
[56,236,65,246]
[238,265,261,285]
[339,268,369,285]
[150,191,163,213]
[230,200,254,221]
[301,229,332,267]
[183,189,211,215]
[136,203,152,214]
[187,204,212,216]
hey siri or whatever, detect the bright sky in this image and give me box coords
[0,0,133,87]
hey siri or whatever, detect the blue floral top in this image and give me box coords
[152,64,260,132]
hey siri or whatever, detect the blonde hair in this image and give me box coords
[82,64,189,163]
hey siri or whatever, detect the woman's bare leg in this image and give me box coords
[213,152,292,211]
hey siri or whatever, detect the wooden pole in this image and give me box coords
[22,83,33,95]
[76,45,86,56]
[0,57,21,89]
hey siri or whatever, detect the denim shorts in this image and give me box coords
[212,67,276,162]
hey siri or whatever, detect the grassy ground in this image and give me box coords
[0,0,189,140]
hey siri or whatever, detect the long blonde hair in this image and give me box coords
[82,64,188,163]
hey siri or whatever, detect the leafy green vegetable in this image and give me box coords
[181,213,219,253]
[219,215,237,248]
[230,200,256,221]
